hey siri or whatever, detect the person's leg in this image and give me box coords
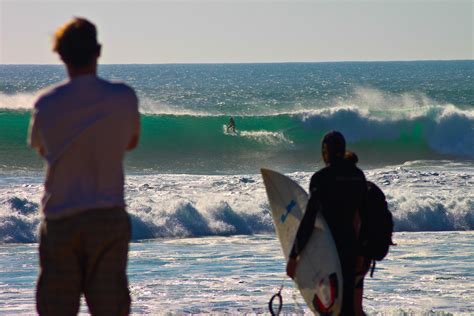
[82,208,131,316]
[354,283,364,316]
[36,217,82,316]
[354,256,371,316]
[338,249,357,315]
[342,265,356,315]
[354,274,365,316]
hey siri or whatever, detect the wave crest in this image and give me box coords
[297,103,474,158]
[0,92,37,110]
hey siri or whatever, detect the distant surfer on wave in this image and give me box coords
[286,131,368,315]
[227,116,236,133]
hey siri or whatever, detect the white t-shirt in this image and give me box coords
[29,74,139,219]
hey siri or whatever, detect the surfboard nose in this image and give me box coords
[260,168,271,177]
[260,168,279,178]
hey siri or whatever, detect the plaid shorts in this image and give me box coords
[36,207,131,316]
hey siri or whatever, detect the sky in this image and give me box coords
[0,0,472,64]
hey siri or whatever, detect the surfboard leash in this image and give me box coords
[269,279,307,315]
[268,283,283,316]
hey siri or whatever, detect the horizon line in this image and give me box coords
[1,58,473,66]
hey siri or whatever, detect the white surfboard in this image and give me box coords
[261,168,343,315]
[222,124,238,135]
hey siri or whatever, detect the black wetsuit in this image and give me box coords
[290,158,367,315]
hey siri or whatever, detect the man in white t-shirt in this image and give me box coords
[29,17,140,315]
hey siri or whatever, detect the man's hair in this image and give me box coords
[322,130,346,162]
[53,17,100,68]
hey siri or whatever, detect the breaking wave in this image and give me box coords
[1,168,472,243]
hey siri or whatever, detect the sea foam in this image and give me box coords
[1,163,472,243]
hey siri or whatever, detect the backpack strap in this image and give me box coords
[370,260,376,278]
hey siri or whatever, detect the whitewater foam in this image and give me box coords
[1,161,473,243]
[223,125,293,146]
[239,130,293,145]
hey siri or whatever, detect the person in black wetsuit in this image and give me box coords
[286,131,368,315]
[227,117,236,133]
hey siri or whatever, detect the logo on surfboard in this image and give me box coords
[313,273,339,314]
[281,200,296,223]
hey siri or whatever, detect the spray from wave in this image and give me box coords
[294,87,474,158]
[0,92,38,111]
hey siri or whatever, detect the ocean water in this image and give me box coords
[1,232,473,315]
[0,61,473,314]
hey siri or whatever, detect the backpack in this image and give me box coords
[359,181,394,275]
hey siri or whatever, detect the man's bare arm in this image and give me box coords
[28,110,46,157]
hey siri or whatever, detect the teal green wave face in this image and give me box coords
[127,112,463,174]
[0,110,42,171]
[2,109,471,174]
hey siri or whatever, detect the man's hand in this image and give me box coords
[35,146,45,157]
[286,257,298,279]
